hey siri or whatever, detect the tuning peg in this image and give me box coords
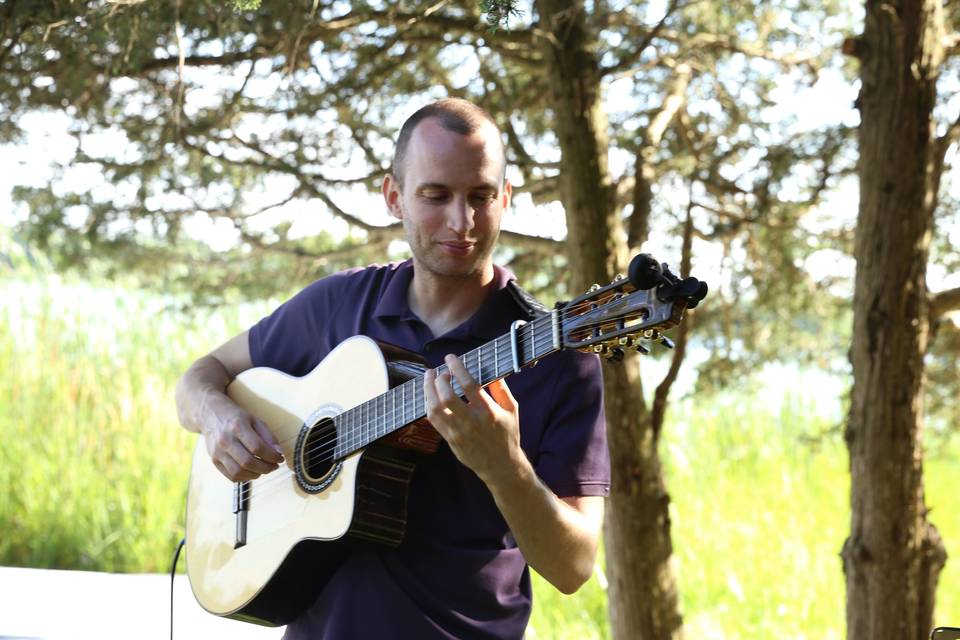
[635,343,651,355]
[589,283,601,292]
[628,254,666,289]
[606,347,625,362]
[659,336,675,349]
[618,336,635,348]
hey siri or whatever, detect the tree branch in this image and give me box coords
[931,286,960,320]
[239,228,395,265]
[657,28,820,69]
[499,228,562,251]
[628,63,691,249]
[937,109,960,164]
[650,199,696,440]
[140,47,269,72]
[128,6,534,78]
[601,0,687,78]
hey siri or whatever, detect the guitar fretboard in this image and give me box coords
[332,312,559,459]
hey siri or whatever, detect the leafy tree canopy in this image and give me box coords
[2,0,957,413]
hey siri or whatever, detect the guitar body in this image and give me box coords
[185,335,419,626]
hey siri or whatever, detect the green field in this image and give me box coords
[2,273,959,638]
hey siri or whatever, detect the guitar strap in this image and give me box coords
[506,280,550,320]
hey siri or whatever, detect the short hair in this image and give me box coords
[391,98,506,190]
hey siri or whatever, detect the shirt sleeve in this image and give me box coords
[248,273,351,376]
[533,351,610,498]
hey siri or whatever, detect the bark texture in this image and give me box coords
[534,1,684,637]
[843,1,948,637]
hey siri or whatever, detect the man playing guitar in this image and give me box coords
[175,97,609,639]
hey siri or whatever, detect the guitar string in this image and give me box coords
[237,297,652,501]
[238,311,647,504]
[237,310,637,503]
[237,300,651,503]
[236,319,557,501]
[301,298,649,465]
[237,329,566,503]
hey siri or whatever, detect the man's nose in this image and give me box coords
[446,196,475,234]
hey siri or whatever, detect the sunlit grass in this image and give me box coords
[3,273,959,638]
[0,274,269,572]
[664,395,849,639]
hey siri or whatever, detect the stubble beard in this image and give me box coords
[406,223,500,282]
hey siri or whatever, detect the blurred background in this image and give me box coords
[1,1,959,638]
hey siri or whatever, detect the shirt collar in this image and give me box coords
[372,259,417,320]
[372,259,521,339]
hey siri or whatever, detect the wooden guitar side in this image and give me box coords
[185,336,391,625]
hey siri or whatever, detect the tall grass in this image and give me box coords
[0,274,270,572]
[3,273,959,637]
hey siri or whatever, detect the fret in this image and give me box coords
[533,323,540,360]
[520,325,528,364]
[531,320,541,360]
[409,380,415,425]
[528,325,536,361]
[417,378,423,417]
[379,393,385,437]
[380,391,393,436]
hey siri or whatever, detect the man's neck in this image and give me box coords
[408,262,495,338]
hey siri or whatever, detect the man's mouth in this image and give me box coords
[439,241,475,255]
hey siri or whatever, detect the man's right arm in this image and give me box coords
[175,330,284,481]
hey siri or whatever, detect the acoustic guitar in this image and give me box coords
[184,254,707,625]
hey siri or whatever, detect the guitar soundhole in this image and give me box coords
[294,417,342,493]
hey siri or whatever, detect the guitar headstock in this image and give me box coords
[559,254,708,361]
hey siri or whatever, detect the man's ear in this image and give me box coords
[382,173,403,220]
[501,179,513,210]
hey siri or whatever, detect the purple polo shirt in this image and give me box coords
[249,260,609,640]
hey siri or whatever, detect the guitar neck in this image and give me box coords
[333,312,560,459]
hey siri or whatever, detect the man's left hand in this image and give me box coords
[423,354,523,487]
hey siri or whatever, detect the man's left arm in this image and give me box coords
[485,457,605,594]
[424,355,605,595]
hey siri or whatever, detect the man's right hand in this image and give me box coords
[176,331,283,482]
[199,391,284,482]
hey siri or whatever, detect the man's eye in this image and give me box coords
[470,192,496,204]
[422,192,448,202]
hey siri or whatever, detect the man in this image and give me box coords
[175,97,609,639]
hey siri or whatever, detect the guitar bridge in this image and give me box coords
[233,481,249,549]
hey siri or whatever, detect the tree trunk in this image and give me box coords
[604,372,684,640]
[534,1,684,638]
[843,1,948,638]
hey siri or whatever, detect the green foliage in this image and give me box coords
[0,0,889,392]
[479,0,524,28]
[232,0,262,11]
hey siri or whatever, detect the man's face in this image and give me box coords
[383,118,511,282]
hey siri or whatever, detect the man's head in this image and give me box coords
[382,98,511,283]
[391,98,507,191]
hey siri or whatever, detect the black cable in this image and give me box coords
[170,537,186,640]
